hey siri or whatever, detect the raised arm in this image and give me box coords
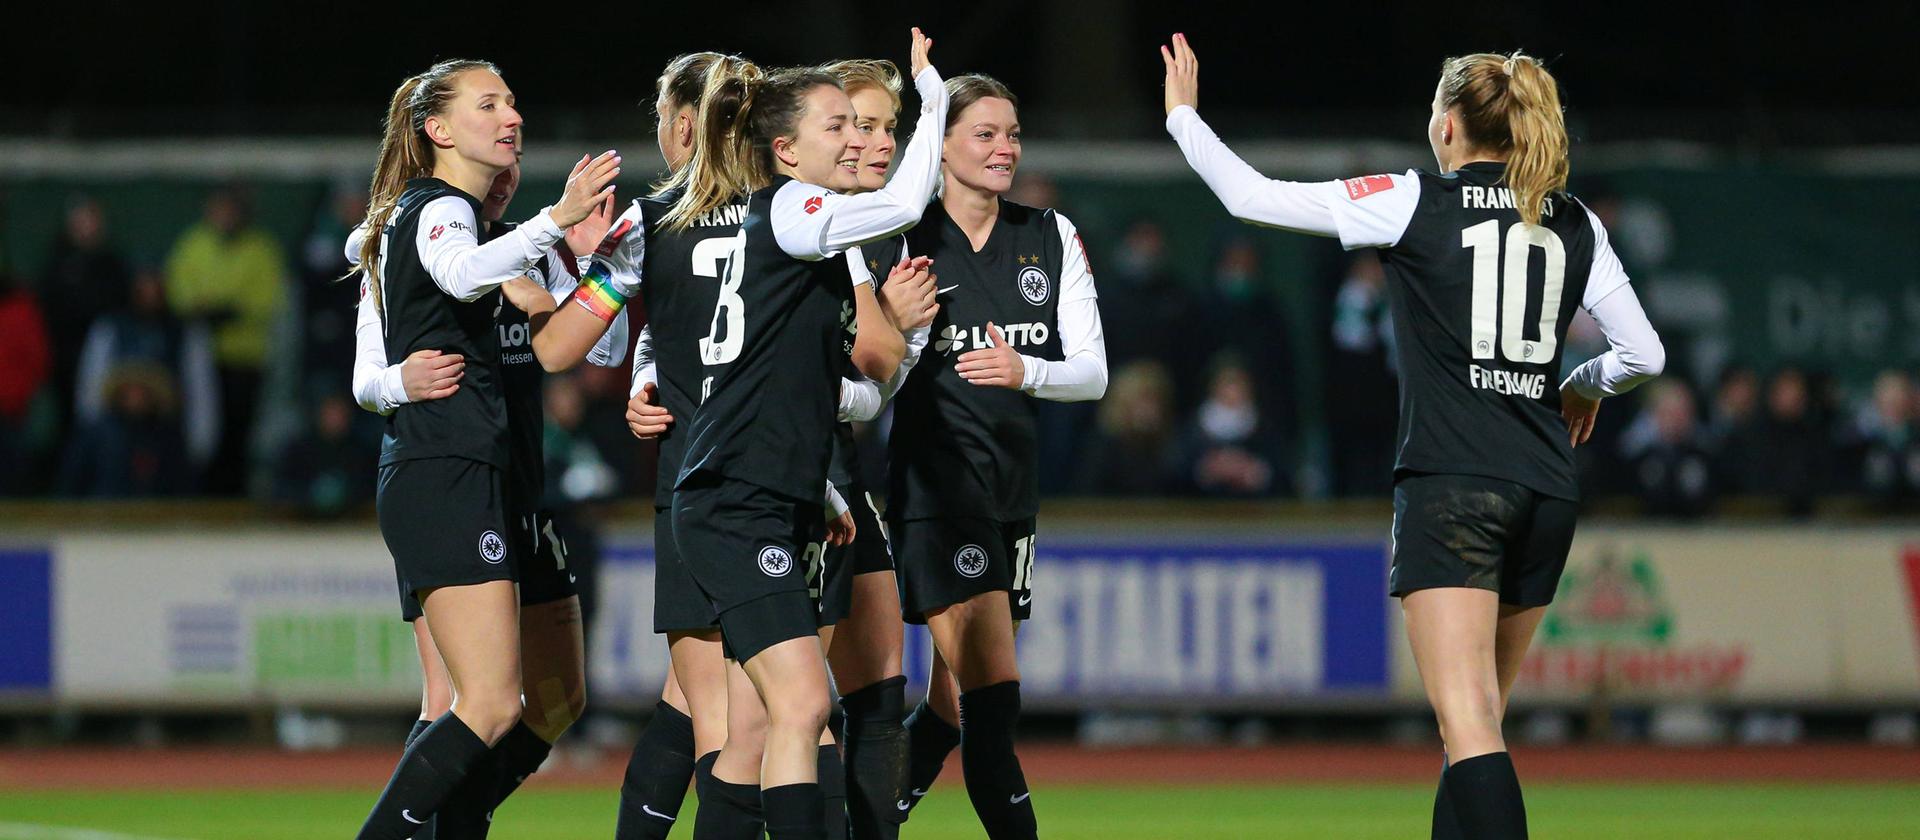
[1162,35,1419,246]
[773,30,948,260]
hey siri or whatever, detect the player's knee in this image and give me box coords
[455,691,525,743]
[1433,689,1503,745]
[764,689,831,738]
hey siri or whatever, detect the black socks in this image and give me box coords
[762,783,826,840]
[692,752,764,840]
[901,697,961,820]
[617,702,697,840]
[1442,752,1528,840]
[840,676,908,838]
[357,713,490,840]
[957,681,1037,840]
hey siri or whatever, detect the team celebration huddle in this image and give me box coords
[348,25,1659,840]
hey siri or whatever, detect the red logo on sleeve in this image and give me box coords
[595,218,636,257]
[429,224,445,240]
[1343,175,1395,201]
[804,195,824,214]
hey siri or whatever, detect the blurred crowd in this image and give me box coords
[1,182,1915,520]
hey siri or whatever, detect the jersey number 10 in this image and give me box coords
[1461,220,1566,365]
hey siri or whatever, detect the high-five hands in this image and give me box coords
[1160,33,1199,115]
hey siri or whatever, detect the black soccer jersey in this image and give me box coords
[1378,163,1601,500]
[888,200,1070,521]
[673,177,862,502]
[635,188,748,508]
[377,179,510,468]
[826,235,905,490]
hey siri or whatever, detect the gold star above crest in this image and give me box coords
[1016,254,1029,265]
[868,259,880,271]
[1030,254,1041,265]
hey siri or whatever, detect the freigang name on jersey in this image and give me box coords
[1460,185,1554,216]
[1469,364,1547,399]
[935,322,1051,354]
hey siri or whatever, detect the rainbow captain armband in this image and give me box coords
[570,263,628,323]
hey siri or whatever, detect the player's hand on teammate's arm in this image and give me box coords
[1160,32,1199,115]
[501,276,558,316]
[1560,385,1601,447]
[626,383,675,439]
[553,151,621,228]
[825,509,857,547]
[400,349,464,401]
[955,322,1024,390]
[879,257,939,330]
[564,191,617,257]
[909,27,934,78]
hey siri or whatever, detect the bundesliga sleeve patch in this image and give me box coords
[595,218,636,257]
[1344,174,1395,201]
[804,195,824,214]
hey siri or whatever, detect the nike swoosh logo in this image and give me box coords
[896,800,912,811]
[401,810,426,825]
[936,285,959,295]
[1018,594,1033,607]
[912,788,929,797]
[1010,792,1031,804]
[642,805,676,821]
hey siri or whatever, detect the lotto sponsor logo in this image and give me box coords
[1343,174,1394,201]
[932,322,1051,355]
[1468,364,1547,399]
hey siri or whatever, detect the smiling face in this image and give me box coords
[425,68,522,171]
[943,96,1020,195]
[847,86,899,193]
[481,161,521,222]
[775,83,865,191]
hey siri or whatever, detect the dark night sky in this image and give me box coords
[12,2,1918,144]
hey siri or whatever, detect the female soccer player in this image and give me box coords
[1161,34,1664,839]
[654,29,945,840]
[811,56,942,840]
[346,58,618,840]
[351,152,622,837]
[871,73,1108,840]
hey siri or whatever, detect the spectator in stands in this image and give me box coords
[1851,369,1918,508]
[1075,360,1182,496]
[1195,237,1295,443]
[1178,352,1290,497]
[1324,250,1397,496]
[299,185,368,391]
[0,270,53,496]
[73,267,219,479]
[40,196,134,436]
[1757,367,1827,517]
[164,183,287,495]
[1704,365,1766,493]
[1101,218,1203,403]
[272,393,374,518]
[57,361,190,498]
[1622,381,1716,518]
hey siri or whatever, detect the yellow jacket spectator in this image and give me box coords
[164,187,286,370]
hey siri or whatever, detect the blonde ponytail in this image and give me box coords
[1438,51,1569,226]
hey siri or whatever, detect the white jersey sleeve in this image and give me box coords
[536,248,627,368]
[1018,213,1107,401]
[1166,105,1419,249]
[579,202,647,299]
[1559,200,1665,399]
[771,67,950,260]
[415,197,564,301]
[350,277,409,414]
[629,324,657,398]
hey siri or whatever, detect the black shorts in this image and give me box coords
[1389,472,1578,607]
[818,487,894,627]
[670,474,824,663]
[399,501,576,621]
[892,516,1036,625]
[379,458,518,621]
[654,506,718,634]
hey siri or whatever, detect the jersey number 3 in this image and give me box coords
[697,231,749,366]
[1461,219,1566,364]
